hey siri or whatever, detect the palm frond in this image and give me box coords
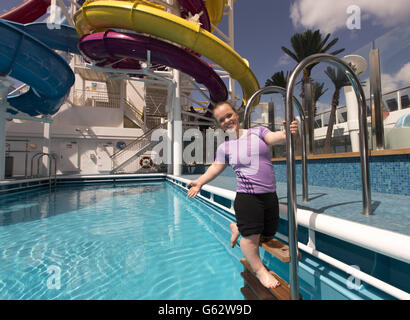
[281,46,299,63]
[265,70,289,88]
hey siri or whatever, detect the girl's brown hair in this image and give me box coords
[213,101,237,115]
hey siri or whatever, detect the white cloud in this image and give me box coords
[276,54,293,67]
[362,61,410,98]
[290,0,410,33]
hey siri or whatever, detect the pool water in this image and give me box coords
[0,182,243,299]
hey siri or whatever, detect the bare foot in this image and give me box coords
[229,222,240,248]
[255,268,281,289]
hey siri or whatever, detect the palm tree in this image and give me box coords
[265,70,289,88]
[281,29,344,98]
[310,81,328,151]
[322,67,350,153]
[311,81,328,118]
[282,29,344,153]
[264,71,290,131]
[323,65,366,153]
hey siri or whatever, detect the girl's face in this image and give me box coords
[213,103,240,133]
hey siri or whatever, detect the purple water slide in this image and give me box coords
[78,31,227,103]
[178,0,211,32]
[0,0,51,24]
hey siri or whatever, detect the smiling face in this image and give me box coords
[213,102,240,134]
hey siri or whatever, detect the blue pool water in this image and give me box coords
[0,182,243,299]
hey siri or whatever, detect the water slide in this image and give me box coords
[79,31,228,103]
[0,0,50,24]
[205,0,227,31]
[74,0,260,107]
[0,1,79,116]
[77,0,229,109]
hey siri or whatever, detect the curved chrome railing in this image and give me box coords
[243,85,305,300]
[287,53,372,216]
[30,152,57,188]
[243,85,308,202]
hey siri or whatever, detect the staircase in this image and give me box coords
[240,238,302,300]
[144,85,168,129]
[124,98,147,131]
[111,122,167,173]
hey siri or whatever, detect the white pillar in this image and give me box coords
[173,70,182,176]
[42,119,51,176]
[344,86,360,152]
[0,77,12,180]
[342,54,367,153]
[167,87,174,175]
[397,91,402,110]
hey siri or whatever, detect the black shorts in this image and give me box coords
[233,192,279,237]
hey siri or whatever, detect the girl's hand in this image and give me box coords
[187,180,202,198]
[282,120,298,135]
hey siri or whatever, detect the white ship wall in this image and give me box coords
[6,104,144,177]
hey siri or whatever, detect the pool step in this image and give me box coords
[259,238,301,263]
[240,284,259,300]
[240,258,302,300]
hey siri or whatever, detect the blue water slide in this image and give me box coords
[0,19,80,116]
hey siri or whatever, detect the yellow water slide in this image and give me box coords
[74,0,259,106]
[205,0,226,30]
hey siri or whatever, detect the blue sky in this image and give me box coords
[228,1,394,87]
[2,0,410,115]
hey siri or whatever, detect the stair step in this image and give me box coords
[260,238,301,263]
[240,258,302,300]
[240,284,259,300]
[241,271,277,300]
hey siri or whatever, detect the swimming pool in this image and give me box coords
[1,177,408,300]
[0,181,243,299]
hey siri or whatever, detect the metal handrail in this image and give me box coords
[243,85,304,300]
[110,121,167,159]
[243,86,308,202]
[30,152,44,177]
[30,152,57,188]
[287,53,372,216]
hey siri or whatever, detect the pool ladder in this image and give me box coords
[242,53,371,300]
[30,152,57,188]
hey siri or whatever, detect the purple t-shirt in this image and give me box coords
[215,126,276,194]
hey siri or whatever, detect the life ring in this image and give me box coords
[140,156,153,169]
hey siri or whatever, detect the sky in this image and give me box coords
[2,0,410,116]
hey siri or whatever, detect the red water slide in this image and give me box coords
[0,0,51,23]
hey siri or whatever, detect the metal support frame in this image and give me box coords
[180,110,215,124]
